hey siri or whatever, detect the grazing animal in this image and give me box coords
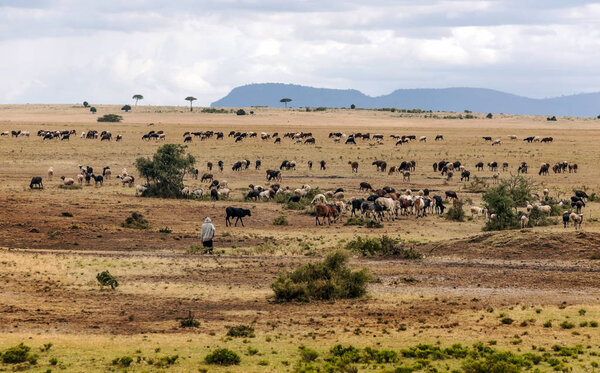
[60,176,75,185]
[225,207,252,227]
[47,167,54,180]
[574,190,588,200]
[211,188,219,200]
[116,175,135,187]
[491,139,501,146]
[359,182,373,191]
[435,135,444,141]
[475,162,484,171]
[207,162,213,171]
[91,174,103,186]
[201,173,213,183]
[348,161,358,173]
[402,171,410,182]
[433,195,445,214]
[492,172,500,184]
[311,194,327,205]
[315,204,339,225]
[445,191,458,200]
[520,214,529,228]
[482,136,492,142]
[350,198,364,217]
[255,160,262,170]
[29,176,43,189]
[135,185,147,196]
[102,166,111,179]
[538,163,550,176]
[460,170,470,181]
[570,212,583,230]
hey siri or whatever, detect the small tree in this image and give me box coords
[132,94,143,106]
[236,109,246,116]
[350,104,356,109]
[185,96,197,112]
[486,113,493,119]
[90,107,97,113]
[121,105,131,112]
[280,97,292,108]
[83,101,89,108]
[482,175,535,231]
[136,144,196,198]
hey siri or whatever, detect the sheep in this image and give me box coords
[491,139,502,146]
[507,135,517,140]
[135,185,147,196]
[47,167,54,180]
[60,176,75,185]
[570,212,583,230]
[470,206,486,218]
[295,188,308,197]
[520,214,529,228]
[543,189,549,198]
[311,194,327,205]
[402,171,410,182]
[192,188,203,196]
[76,174,84,185]
[333,191,345,200]
[218,188,231,197]
[492,172,500,184]
[419,136,426,142]
[181,187,190,197]
[117,175,135,187]
[538,205,552,216]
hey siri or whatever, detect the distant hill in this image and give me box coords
[211,83,600,117]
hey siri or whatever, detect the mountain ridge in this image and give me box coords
[211,83,600,117]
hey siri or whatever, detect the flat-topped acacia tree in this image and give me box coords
[132,94,143,106]
[185,96,197,112]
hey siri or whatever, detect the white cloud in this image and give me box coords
[1,1,600,105]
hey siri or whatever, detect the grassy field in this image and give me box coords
[1,104,600,372]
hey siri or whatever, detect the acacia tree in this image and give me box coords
[185,96,197,112]
[135,144,196,198]
[132,94,144,106]
[121,105,132,112]
[280,98,292,108]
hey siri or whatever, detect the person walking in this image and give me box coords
[201,217,215,253]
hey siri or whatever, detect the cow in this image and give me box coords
[461,170,470,182]
[315,204,339,225]
[359,182,373,191]
[29,176,43,189]
[225,207,252,227]
[445,191,458,200]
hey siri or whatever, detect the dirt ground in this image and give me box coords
[1,105,600,371]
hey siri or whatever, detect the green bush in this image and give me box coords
[445,200,465,222]
[226,325,255,338]
[273,215,289,226]
[201,108,229,113]
[299,346,319,362]
[121,212,149,229]
[1,343,37,364]
[271,251,371,302]
[205,348,241,366]
[483,175,536,231]
[96,270,119,289]
[236,109,247,116]
[97,114,123,122]
[112,356,133,367]
[344,236,422,259]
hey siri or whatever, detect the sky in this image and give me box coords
[1,0,600,106]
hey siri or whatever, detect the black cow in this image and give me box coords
[574,190,589,200]
[288,195,301,203]
[345,137,356,145]
[218,160,224,172]
[232,161,243,171]
[350,198,364,217]
[482,136,492,142]
[445,191,458,200]
[308,161,313,170]
[320,160,326,170]
[255,160,262,170]
[563,211,571,228]
[433,195,445,214]
[461,170,470,181]
[29,176,43,189]
[91,174,103,186]
[211,188,219,201]
[225,207,252,227]
[245,190,260,201]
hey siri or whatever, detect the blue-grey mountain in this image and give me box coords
[211,83,600,117]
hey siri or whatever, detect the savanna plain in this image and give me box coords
[1,104,600,372]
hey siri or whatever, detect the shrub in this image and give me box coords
[121,212,149,229]
[486,113,493,119]
[178,311,199,328]
[49,357,58,365]
[226,325,255,338]
[60,212,73,217]
[201,108,228,113]
[350,104,356,109]
[273,215,289,226]
[97,114,123,122]
[96,270,119,289]
[299,346,319,362]
[58,184,82,190]
[445,200,465,222]
[560,321,575,329]
[205,348,241,366]
[344,236,422,259]
[90,107,96,113]
[112,356,133,367]
[483,175,536,231]
[343,217,382,228]
[155,355,179,366]
[501,317,514,325]
[121,105,131,112]
[271,251,371,302]
[136,144,196,198]
[1,343,37,364]
[236,109,247,116]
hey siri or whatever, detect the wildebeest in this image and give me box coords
[225,207,252,227]
[29,176,43,189]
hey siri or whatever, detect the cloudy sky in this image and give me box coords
[1,0,599,106]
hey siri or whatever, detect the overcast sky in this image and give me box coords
[1,0,600,106]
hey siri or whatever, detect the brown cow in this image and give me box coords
[348,161,359,173]
[315,204,339,225]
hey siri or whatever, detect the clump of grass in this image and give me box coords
[204,349,241,366]
[299,346,319,362]
[121,212,149,229]
[501,317,514,325]
[271,251,371,302]
[58,184,82,190]
[112,356,133,367]
[96,270,119,289]
[560,320,575,329]
[226,325,255,338]
[60,212,73,217]
[543,321,552,328]
[158,226,172,233]
[445,200,465,222]
[344,217,383,228]
[273,215,289,226]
